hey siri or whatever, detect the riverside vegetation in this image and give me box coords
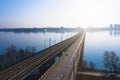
[0,44,36,71]
[81,50,120,80]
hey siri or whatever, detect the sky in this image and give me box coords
[0,0,120,28]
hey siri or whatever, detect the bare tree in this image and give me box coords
[117,62,120,72]
[0,44,36,71]
[5,44,17,65]
[0,54,5,70]
[103,51,110,71]
[31,47,36,54]
[17,49,25,61]
[82,60,88,69]
[25,46,36,56]
[103,51,119,72]
[89,61,96,70]
[25,46,31,57]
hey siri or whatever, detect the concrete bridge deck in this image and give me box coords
[0,32,85,80]
[39,32,85,80]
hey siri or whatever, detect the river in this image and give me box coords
[83,30,120,69]
[0,32,77,54]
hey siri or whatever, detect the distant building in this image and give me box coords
[110,24,113,30]
[114,24,120,30]
[110,24,120,30]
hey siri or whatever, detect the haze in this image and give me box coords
[0,0,120,28]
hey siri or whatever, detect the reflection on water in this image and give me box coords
[110,30,120,36]
[0,32,77,54]
[84,30,120,70]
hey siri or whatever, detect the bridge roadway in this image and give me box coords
[0,32,84,80]
[39,32,85,80]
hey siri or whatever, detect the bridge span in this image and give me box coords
[39,32,85,80]
[0,31,85,80]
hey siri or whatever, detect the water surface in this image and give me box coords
[83,30,120,69]
[0,32,77,54]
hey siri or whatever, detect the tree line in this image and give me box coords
[82,60,96,71]
[0,44,36,71]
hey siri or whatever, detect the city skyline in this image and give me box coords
[0,0,120,28]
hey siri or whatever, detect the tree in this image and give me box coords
[25,46,36,56]
[31,47,36,54]
[82,60,88,69]
[103,51,110,71]
[117,62,120,72]
[0,44,36,71]
[17,49,25,61]
[0,54,5,70]
[25,46,32,57]
[5,44,17,65]
[89,61,96,70]
[103,51,120,72]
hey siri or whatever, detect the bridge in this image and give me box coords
[39,32,85,80]
[0,31,85,80]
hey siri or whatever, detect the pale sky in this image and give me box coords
[0,0,120,28]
